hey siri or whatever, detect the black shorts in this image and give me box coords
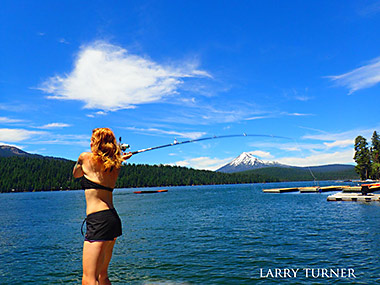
[84,208,122,242]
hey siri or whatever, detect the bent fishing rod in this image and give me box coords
[119,133,319,185]
[119,133,292,155]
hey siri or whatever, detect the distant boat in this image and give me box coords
[134,189,168,194]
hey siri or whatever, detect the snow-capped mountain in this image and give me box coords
[217,152,289,173]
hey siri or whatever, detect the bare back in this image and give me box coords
[74,152,121,215]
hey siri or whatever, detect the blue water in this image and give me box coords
[1,181,380,284]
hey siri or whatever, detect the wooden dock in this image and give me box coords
[327,192,380,202]
[263,186,346,193]
[263,184,380,194]
[263,187,299,193]
[341,186,362,193]
[299,186,345,193]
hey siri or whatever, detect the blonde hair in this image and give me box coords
[91,128,123,170]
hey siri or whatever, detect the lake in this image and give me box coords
[1,181,379,284]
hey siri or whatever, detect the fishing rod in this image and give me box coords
[119,133,292,155]
[119,133,319,186]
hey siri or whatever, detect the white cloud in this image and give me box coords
[303,127,374,141]
[286,112,311,116]
[244,112,312,121]
[125,127,206,140]
[328,56,380,94]
[0,117,23,123]
[0,128,88,147]
[277,149,355,167]
[36,134,89,147]
[38,41,211,111]
[0,128,45,142]
[324,139,353,148]
[249,150,273,159]
[37,123,71,129]
[174,156,233,171]
[244,116,270,121]
[248,140,323,152]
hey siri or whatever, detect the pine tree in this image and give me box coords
[370,131,380,179]
[354,135,371,180]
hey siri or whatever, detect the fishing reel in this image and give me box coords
[119,137,130,152]
[120,143,130,152]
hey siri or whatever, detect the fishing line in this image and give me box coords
[292,139,319,187]
[119,133,318,182]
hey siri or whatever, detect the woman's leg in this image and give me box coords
[82,240,106,285]
[97,238,117,285]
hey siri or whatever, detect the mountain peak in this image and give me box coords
[0,145,32,157]
[230,152,263,167]
[0,145,69,161]
[217,152,288,173]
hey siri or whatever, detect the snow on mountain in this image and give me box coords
[217,152,289,173]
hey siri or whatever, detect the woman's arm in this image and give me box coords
[73,153,85,178]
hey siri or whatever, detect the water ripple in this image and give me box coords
[1,183,379,283]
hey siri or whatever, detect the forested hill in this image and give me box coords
[0,154,359,193]
[0,156,273,193]
[243,165,359,182]
[0,145,43,158]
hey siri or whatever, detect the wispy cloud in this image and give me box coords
[358,1,380,17]
[58,38,70,44]
[302,127,375,141]
[244,115,272,121]
[244,111,312,121]
[36,134,89,147]
[87,111,108,118]
[173,156,233,170]
[0,117,24,124]
[125,127,206,140]
[328,56,380,94]
[277,149,355,166]
[38,41,211,111]
[285,112,312,116]
[323,139,353,148]
[283,87,313,101]
[0,103,29,112]
[37,123,71,129]
[249,150,273,159]
[0,127,88,147]
[0,128,46,142]
[248,141,326,152]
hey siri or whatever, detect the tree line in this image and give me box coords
[354,131,380,180]
[242,166,358,182]
[0,156,275,193]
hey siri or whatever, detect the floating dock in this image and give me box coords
[263,184,380,194]
[263,186,346,193]
[299,186,344,193]
[327,192,380,202]
[341,186,362,193]
[262,187,299,193]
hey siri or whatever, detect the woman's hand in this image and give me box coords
[122,152,133,161]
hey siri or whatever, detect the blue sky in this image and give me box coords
[2,0,380,170]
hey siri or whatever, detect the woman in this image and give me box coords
[73,128,132,285]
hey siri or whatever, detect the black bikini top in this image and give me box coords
[81,176,114,192]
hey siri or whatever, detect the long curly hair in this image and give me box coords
[91,128,123,171]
